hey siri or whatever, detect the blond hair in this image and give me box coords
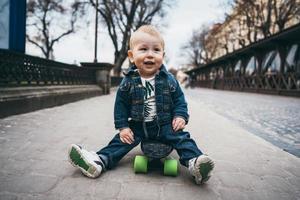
[129,25,165,50]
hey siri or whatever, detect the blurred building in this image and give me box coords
[205,0,300,61]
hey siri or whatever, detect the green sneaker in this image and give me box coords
[188,155,214,184]
[68,144,104,178]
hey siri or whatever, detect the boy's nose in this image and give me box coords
[146,50,154,57]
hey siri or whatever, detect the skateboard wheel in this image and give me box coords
[163,159,178,176]
[134,155,148,173]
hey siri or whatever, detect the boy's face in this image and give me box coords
[128,32,164,78]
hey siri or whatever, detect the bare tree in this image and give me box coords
[233,0,300,41]
[256,0,273,37]
[181,25,212,68]
[273,0,300,31]
[233,0,258,43]
[26,0,86,59]
[233,0,273,41]
[205,24,222,61]
[182,0,300,69]
[89,0,172,76]
[236,19,247,47]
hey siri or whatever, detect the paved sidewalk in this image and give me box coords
[0,91,299,200]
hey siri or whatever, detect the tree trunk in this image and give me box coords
[113,51,128,76]
[277,20,285,32]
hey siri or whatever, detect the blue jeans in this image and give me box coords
[97,120,203,169]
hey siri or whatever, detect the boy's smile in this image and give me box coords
[128,32,165,78]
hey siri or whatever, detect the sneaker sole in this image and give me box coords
[199,161,214,183]
[68,145,99,178]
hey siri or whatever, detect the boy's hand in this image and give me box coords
[172,117,186,132]
[119,128,134,144]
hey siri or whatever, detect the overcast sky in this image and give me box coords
[26,0,230,69]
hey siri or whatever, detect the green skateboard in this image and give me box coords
[133,140,178,176]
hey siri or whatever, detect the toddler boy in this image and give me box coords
[68,25,214,184]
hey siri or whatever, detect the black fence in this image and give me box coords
[187,23,300,97]
[0,49,96,86]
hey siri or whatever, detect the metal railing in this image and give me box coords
[191,73,300,96]
[187,23,300,97]
[0,49,96,86]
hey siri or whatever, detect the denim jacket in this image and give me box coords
[114,64,189,129]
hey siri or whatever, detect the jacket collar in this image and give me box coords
[124,64,169,77]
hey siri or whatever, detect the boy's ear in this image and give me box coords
[127,50,134,63]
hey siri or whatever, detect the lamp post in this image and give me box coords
[81,0,114,94]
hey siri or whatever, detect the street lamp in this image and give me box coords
[81,0,114,94]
